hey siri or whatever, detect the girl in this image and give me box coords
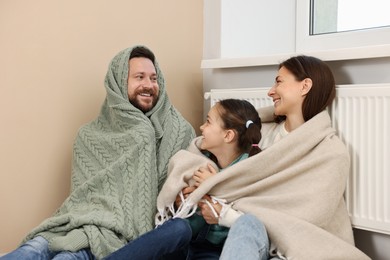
[104,98,263,260]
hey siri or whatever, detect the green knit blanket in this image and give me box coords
[23,46,195,259]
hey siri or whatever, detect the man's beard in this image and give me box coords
[129,91,158,113]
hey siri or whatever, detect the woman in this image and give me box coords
[104,99,263,259]
[198,55,370,260]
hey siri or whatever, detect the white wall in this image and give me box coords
[202,1,390,259]
[220,0,295,58]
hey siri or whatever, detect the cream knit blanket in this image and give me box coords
[23,46,195,259]
[157,109,370,260]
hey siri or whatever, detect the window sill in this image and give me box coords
[201,44,390,69]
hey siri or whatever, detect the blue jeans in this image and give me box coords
[104,218,192,260]
[0,236,94,260]
[186,221,223,260]
[104,218,222,260]
[220,214,270,260]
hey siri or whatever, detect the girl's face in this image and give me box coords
[199,104,227,154]
[268,66,306,118]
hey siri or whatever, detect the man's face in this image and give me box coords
[127,57,159,112]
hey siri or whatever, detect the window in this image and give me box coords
[296,0,390,59]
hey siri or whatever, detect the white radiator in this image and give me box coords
[204,84,390,235]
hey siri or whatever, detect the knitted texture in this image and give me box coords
[23,45,195,259]
[157,108,370,260]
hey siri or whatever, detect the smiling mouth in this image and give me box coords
[138,93,155,101]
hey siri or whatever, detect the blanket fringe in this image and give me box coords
[155,191,197,227]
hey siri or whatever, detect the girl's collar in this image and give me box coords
[224,153,249,169]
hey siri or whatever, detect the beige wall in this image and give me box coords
[0,0,203,253]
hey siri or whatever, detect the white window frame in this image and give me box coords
[201,0,390,68]
[296,0,390,60]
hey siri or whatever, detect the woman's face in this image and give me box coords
[199,104,227,153]
[268,66,306,118]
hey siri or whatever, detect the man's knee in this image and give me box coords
[22,236,50,252]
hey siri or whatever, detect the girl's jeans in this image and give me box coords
[0,236,94,260]
[104,217,222,260]
[104,218,192,260]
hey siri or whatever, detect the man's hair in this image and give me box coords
[129,46,155,64]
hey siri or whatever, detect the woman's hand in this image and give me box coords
[174,186,196,208]
[198,195,222,224]
[193,164,217,187]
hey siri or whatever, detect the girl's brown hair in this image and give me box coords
[217,99,262,157]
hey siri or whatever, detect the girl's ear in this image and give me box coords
[224,129,236,143]
[301,78,313,96]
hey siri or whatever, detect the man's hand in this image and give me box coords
[193,164,217,187]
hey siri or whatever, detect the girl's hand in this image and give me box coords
[198,195,222,224]
[193,164,217,187]
[175,186,196,208]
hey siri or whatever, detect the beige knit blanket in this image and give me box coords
[156,109,370,260]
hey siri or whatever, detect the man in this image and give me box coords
[1,46,195,260]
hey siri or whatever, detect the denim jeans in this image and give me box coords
[186,222,222,260]
[220,214,270,260]
[104,218,192,260]
[0,236,94,260]
[104,217,222,260]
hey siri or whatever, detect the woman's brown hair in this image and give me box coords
[276,55,336,122]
